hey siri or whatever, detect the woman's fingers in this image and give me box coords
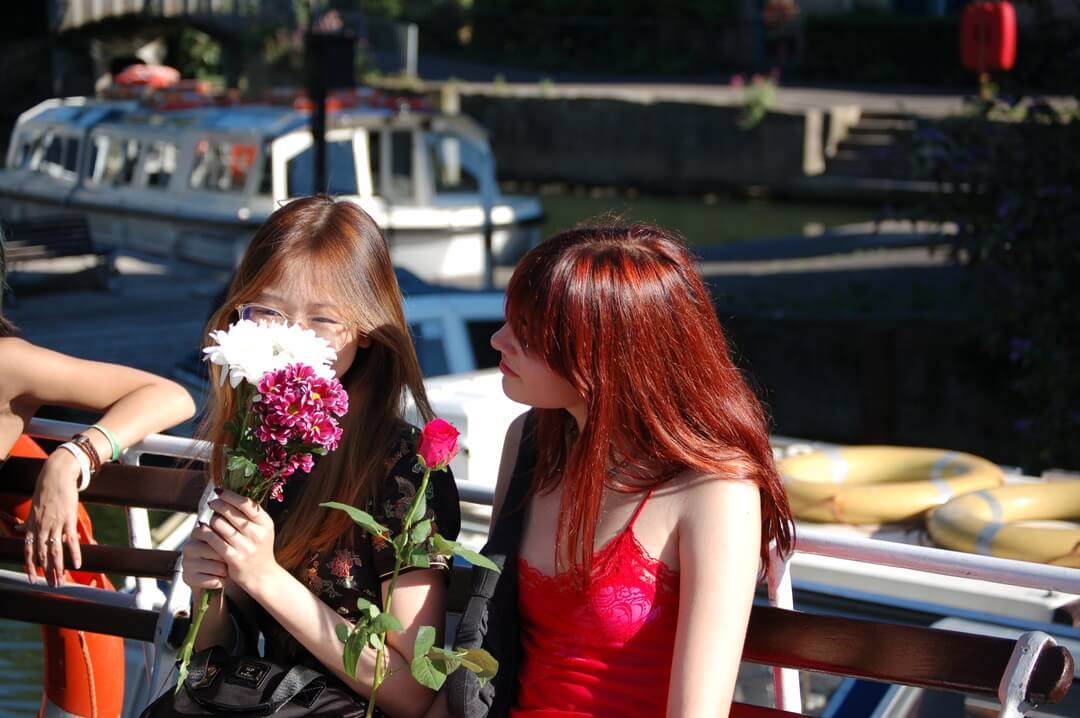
[23,532,37,582]
[213,489,263,524]
[47,531,66,586]
[66,516,82,572]
[208,498,252,536]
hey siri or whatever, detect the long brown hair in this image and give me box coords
[505,224,793,581]
[202,195,433,571]
[0,226,16,337]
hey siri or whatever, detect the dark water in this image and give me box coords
[534,190,876,244]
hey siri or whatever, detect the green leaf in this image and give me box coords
[459,648,499,683]
[370,612,404,635]
[411,519,433,544]
[368,633,383,650]
[454,547,501,574]
[428,646,463,674]
[321,502,389,538]
[392,533,408,554]
[343,628,368,680]
[431,534,457,557]
[335,623,350,644]
[410,654,447,690]
[413,626,436,660]
[355,597,379,619]
[408,550,431,569]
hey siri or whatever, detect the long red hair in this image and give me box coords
[505,224,793,582]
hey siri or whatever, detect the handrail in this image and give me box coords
[22,418,1080,715]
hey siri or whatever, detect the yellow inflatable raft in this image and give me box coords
[779,446,1005,524]
[927,482,1080,567]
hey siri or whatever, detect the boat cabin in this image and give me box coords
[0,95,543,283]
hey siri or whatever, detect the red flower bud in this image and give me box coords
[418,418,460,469]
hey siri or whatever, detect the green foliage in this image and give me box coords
[909,98,1080,469]
[438,2,739,74]
[175,28,222,81]
[325,460,500,716]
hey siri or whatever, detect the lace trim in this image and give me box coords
[518,528,679,596]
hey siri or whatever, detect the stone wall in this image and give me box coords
[460,94,820,194]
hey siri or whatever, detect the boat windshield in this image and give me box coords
[426,133,483,195]
[286,139,357,197]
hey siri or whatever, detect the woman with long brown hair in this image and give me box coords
[181,196,460,718]
[443,223,794,718]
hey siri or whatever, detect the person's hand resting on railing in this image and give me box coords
[0,333,196,586]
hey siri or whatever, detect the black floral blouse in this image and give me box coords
[244,426,461,670]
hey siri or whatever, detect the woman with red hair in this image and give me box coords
[442,224,794,718]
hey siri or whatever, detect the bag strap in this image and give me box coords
[267,664,324,712]
[183,646,217,687]
[491,410,537,547]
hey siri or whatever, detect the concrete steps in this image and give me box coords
[823,111,921,182]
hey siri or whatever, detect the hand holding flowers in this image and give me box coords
[176,319,349,692]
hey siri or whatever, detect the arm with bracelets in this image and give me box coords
[0,337,196,586]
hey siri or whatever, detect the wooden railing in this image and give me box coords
[0,420,1075,717]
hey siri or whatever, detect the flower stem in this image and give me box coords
[175,587,218,694]
[364,466,431,718]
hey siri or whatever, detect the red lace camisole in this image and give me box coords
[511,490,680,717]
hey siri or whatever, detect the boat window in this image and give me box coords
[98,137,141,187]
[427,134,480,194]
[143,141,177,189]
[367,131,381,192]
[190,139,255,193]
[409,321,450,377]
[12,130,41,168]
[285,139,357,197]
[466,319,502,370]
[42,133,63,168]
[62,138,80,174]
[388,130,413,199]
[256,150,272,195]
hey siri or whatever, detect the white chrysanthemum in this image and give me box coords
[203,320,337,388]
[265,321,337,378]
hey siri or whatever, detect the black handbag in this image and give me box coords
[140,646,387,717]
[445,412,537,718]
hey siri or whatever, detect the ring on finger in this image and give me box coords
[24,536,34,545]
[45,537,58,545]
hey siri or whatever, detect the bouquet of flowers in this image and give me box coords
[175,319,350,690]
[323,419,499,718]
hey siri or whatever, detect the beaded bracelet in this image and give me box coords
[90,423,121,462]
[56,442,92,492]
[71,433,102,476]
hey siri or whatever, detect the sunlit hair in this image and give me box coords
[505,223,794,583]
[201,195,433,571]
[0,226,16,337]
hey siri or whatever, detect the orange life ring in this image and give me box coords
[2,435,125,718]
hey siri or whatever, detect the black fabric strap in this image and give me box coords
[267,665,325,711]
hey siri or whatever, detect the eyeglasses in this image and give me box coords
[236,303,351,349]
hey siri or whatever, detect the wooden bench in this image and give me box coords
[0,454,1074,716]
[2,216,117,295]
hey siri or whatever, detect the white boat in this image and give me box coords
[0,92,544,284]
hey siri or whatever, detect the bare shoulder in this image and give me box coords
[0,337,41,382]
[668,470,761,531]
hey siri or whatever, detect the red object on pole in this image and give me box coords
[961,2,1018,73]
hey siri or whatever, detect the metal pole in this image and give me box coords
[307,32,328,194]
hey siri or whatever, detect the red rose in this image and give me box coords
[418,418,460,469]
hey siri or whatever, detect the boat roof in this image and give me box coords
[30,97,438,140]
